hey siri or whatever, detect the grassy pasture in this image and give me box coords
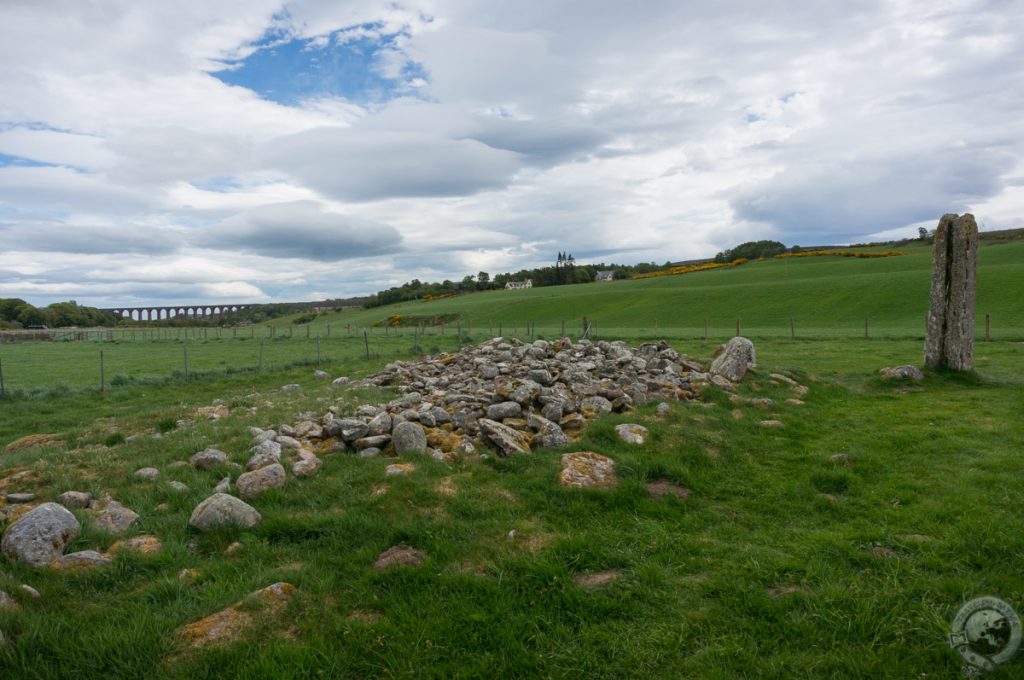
[0,338,1022,678]
[1,242,1023,677]
[1,241,1022,394]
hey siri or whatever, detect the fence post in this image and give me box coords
[864,315,869,339]
[327,324,331,337]
[1,357,5,396]
[258,338,264,371]
[985,313,991,341]
[364,331,370,359]
[316,336,321,367]
[100,350,105,392]
[183,343,189,382]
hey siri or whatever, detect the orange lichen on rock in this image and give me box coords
[177,582,296,648]
[3,434,64,454]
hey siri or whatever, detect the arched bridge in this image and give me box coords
[101,304,253,322]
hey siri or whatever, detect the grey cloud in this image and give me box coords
[730,146,1018,241]
[261,127,522,201]
[195,200,402,261]
[0,221,178,254]
[463,117,610,166]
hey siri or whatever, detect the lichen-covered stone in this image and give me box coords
[188,494,261,531]
[235,464,286,498]
[925,213,978,371]
[1,503,81,567]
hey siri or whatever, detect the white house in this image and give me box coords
[595,270,615,282]
[505,279,533,290]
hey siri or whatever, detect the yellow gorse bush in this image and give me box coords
[775,250,903,259]
[632,258,747,280]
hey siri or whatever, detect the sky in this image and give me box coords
[0,0,1022,308]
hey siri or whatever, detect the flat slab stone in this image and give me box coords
[559,452,618,489]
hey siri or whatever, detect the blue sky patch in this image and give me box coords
[212,23,427,106]
[0,152,58,168]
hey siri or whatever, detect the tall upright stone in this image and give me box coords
[925,213,978,371]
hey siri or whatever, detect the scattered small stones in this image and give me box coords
[52,550,113,571]
[0,590,17,610]
[792,385,809,397]
[93,501,139,533]
[559,452,618,489]
[479,418,532,456]
[784,398,805,406]
[134,467,160,482]
[374,544,426,570]
[108,535,162,556]
[614,423,649,445]
[1,502,80,567]
[332,376,351,387]
[769,373,798,386]
[246,451,280,471]
[656,402,671,416]
[359,448,381,458]
[280,384,302,393]
[195,405,229,420]
[190,448,229,470]
[249,439,282,458]
[645,479,691,499]
[224,541,243,555]
[19,584,40,599]
[314,370,330,380]
[213,477,231,494]
[4,492,35,503]
[177,582,296,649]
[188,494,262,531]
[385,463,415,477]
[829,453,851,465]
[758,420,784,428]
[292,456,322,478]
[277,435,302,450]
[880,365,924,381]
[169,481,190,493]
[235,464,286,498]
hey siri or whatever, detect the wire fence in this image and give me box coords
[0,315,1018,397]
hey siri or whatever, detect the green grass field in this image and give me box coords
[1,338,1022,677]
[1,243,1023,678]
[1,241,1022,394]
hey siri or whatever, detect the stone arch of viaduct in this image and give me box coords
[103,304,252,322]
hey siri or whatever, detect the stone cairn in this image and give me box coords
[924,213,978,371]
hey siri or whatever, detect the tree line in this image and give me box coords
[0,298,118,329]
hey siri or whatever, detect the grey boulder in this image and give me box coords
[1,502,81,567]
[188,493,261,531]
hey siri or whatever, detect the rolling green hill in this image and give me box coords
[304,241,1024,340]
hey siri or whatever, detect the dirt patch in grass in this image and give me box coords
[574,570,622,589]
[645,479,691,500]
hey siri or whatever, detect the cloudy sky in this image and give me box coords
[1,0,1021,308]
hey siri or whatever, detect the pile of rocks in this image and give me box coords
[268,337,709,459]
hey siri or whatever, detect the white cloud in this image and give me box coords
[0,0,1020,307]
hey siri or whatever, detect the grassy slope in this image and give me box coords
[303,241,1024,337]
[0,340,1022,678]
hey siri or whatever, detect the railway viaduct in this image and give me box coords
[100,304,254,322]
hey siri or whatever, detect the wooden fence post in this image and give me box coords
[100,350,105,392]
[316,336,321,367]
[258,339,263,371]
[364,331,370,359]
[183,343,189,382]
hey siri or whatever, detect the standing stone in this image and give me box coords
[709,337,756,382]
[925,213,978,371]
